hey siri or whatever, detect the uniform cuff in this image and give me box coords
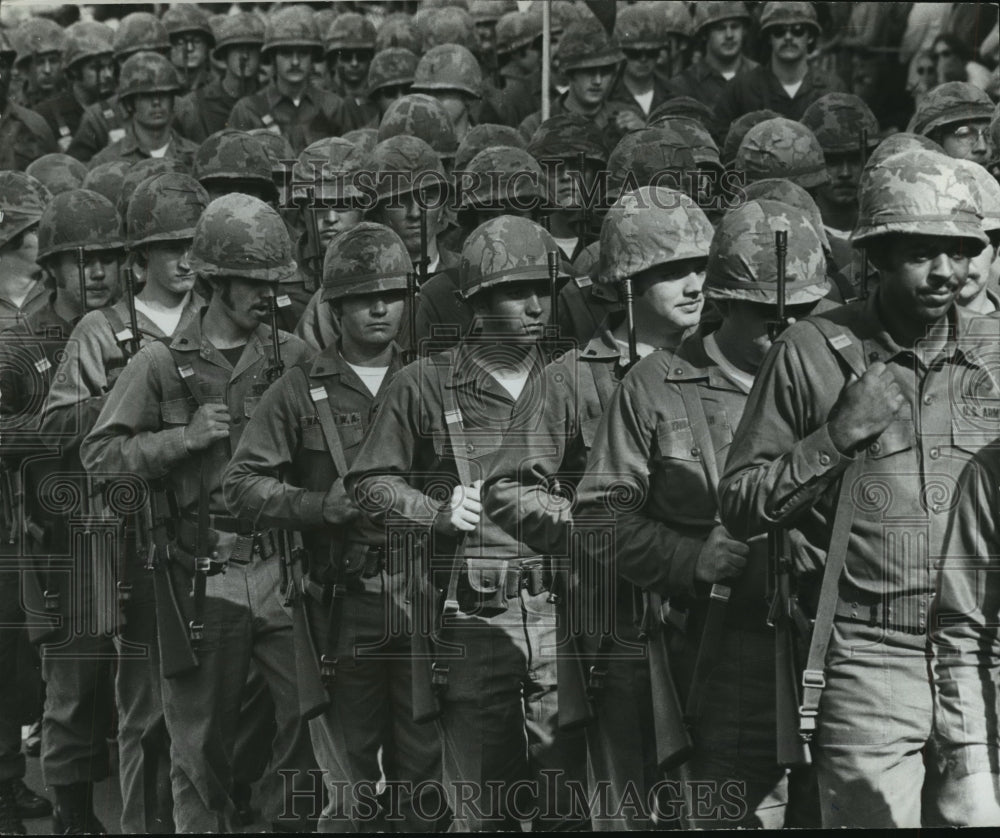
[793,423,853,483]
[161,427,189,470]
[937,744,998,780]
[299,491,327,528]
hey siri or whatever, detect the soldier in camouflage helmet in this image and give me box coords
[605,126,698,206]
[342,126,378,152]
[0,171,51,328]
[470,0,517,55]
[863,131,942,175]
[487,9,544,128]
[113,11,171,64]
[720,107,779,165]
[907,81,994,166]
[367,47,417,118]
[411,44,482,144]
[224,221,444,832]
[25,153,88,196]
[89,51,199,170]
[82,193,318,832]
[193,129,279,203]
[953,158,1000,315]
[12,16,67,108]
[0,29,58,171]
[608,3,673,132]
[647,95,715,129]
[345,214,589,830]
[377,92,460,168]
[324,12,380,131]
[163,3,215,92]
[720,149,995,828]
[375,13,421,54]
[81,158,132,204]
[454,121,524,170]
[421,5,479,53]
[736,116,829,191]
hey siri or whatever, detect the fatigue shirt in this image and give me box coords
[518,92,636,152]
[0,275,52,333]
[574,332,747,600]
[664,54,759,117]
[80,312,309,522]
[344,342,548,561]
[335,93,380,133]
[89,124,199,171]
[224,343,404,568]
[174,77,242,144]
[228,82,345,155]
[718,293,1000,614]
[608,74,674,120]
[0,102,58,170]
[556,273,622,348]
[66,95,126,163]
[710,62,847,142]
[34,90,86,151]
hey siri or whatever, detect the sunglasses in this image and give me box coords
[769,24,808,38]
[623,47,660,60]
[336,49,374,63]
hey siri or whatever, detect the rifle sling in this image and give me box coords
[304,369,350,475]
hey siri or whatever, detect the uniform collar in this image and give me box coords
[446,341,546,398]
[308,340,402,391]
[168,307,290,377]
[665,329,740,390]
[578,316,621,362]
[266,81,319,109]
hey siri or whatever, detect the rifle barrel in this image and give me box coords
[623,277,638,368]
[547,250,560,330]
[268,295,284,381]
[775,229,787,326]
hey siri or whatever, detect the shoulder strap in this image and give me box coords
[302,366,349,476]
[676,381,720,505]
[802,316,867,380]
[101,307,135,355]
[442,366,474,488]
[589,360,617,412]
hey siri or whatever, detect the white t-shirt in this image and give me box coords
[345,359,389,396]
[489,370,529,401]
[721,70,737,81]
[781,80,804,99]
[134,292,190,336]
[552,235,578,260]
[612,338,660,363]
[148,143,170,159]
[703,333,755,394]
[632,88,655,115]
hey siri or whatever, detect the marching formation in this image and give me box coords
[1,0,1000,834]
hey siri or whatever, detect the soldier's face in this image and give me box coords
[511,42,540,75]
[130,92,175,130]
[957,242,999,306]
[77,55,116,99]
[377,188,445,258]
[50,249,121,311]
[29,52,62,95]
[334,290,406,350]
[140,239,195,297]
[768,24,810,63]
[819,151,863,207]
[218,277,279,329]
[567,64,617,108]
[311,205,365,251]
[622,47,658,83]
[170,34,210,71]
[633,259,706,333]
[705,20,746,62]
[939,121,992,165]
[224,45,262,80]
[878,234,977,322]
[474,279,551,340]
[335,49,373,87]
[274,48,313,86]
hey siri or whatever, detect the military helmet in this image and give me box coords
[494,10,542,55]
[907,81,995,137]
[607,127,698,198]
[113,12,171,62]
[470,0,518,25]
[599,187,713,285]
[742,178,831,255]
[707,198,829,304]
[0,172,49,248]
[954,158,1000,236]
[189,193,297,282]
[13,17,68,68]
[324,11,376,54]
[194,130,277,199]
[26,154,88,197]
[248,128,296,177]
[343,128,378,154]
[62,21,114,73]
[421,7,478,52]
[801,93,881,155]
[721,108,780,165]
[460,215,568,297]
[117,158,180,221]
[530,0,589,35]
[660,1,696,37]
[367,47,418,95]
[460,146,546,210]
[293,137,371,205]
[693,1,751,36]
[456,123,525,171]
[852,149,988,247]
[370,135,448,203]
[990,106,1000,168]
[127,172,209,249]
[375,15,421,54]
[36,189,125,262]
[82,160,133,205]
[863,132,942,175]
[648,96,714,129]
[615,4,663,50]
[758,1,820,35]
[412,44,482,98]
[211,13,265,59]
[163,5,214,44]
[263,4,323,57]
[118,51,183,100]
[651,115,723,171]
[557,18,624,73]
[526,114,608,165]
[378,93,459,158]
[321,221,411,302]
[736,117,828,189]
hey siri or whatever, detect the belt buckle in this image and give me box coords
[117,581,132,604]
[43,589,60,612]
[188,620,204,644]
[320,655,337,685]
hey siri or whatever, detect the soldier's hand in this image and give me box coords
[183,404,231,451]
[694,525,750,584]
[827,362,905,454]
[614,110,645,132]
[437,479,482,535]
[322,479,359,525]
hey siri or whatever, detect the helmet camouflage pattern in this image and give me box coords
[852,149,988,247]
[82,160,133,204]
[113,12,171,61]
[607,127,697,198]
[954,157,1000,235]
[189,193,297,282]
[599,187,713,286]
[377,93,459,158]
[615,4,663,50]
[321,221,411,302]
[722,108,780,164]
[367,47,418,95]
[263,4,322,56]
[375,15,421,54]
[907,81,995,137]
[742,178,832,255]
[194,130,276,198]
[736,117,828,189]
[526,114,607,165]
[211,13,265,59]
[469,0,518,25]
[651,115,722,171]
[163,4,214,43]
[659,1,696,37]
[0,172,50,248]
[802,92,881,155]
[117,158,181,220]
[758,1,820,35]
[342,128,379,153]
[421,7,478,52]
[118,51,183,100]
[648,96,714,129]
[0,29,16,64]
[370,135,447,203]
[248,129,296,176]
[36,188,124,261]
[412,44,482,98]
[556,18,624,73]
[456,123,525,170]
[529,0,590,35]
[62,21,114,72]
[693,1,751,35]
[324,11,376,53]
[707,198,829,304]
[127,172,209,249]
[26,154,88,196]
[460,214,567,297]
[293,137,371,204]
[459,145,546,209]
[494,10,542,55]
[863,132,942,175]
[13,16,68,67]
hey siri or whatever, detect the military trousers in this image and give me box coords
[0,567,27,783]
[160,553,317,833]
[305,570,443,833]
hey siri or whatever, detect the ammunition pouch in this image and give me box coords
[340,542,407,586]
[454,558,548,618]
[174,516,276,573]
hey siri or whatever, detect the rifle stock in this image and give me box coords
[410,546,442,723]
[552,565,596,731]
[284,531,331,720]
[644,592,693,772]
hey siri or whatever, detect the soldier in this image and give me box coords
[345,215,587,830]
[666,1,758,115]
[411,44,483,145]
[0,172,50,331]
[367,47,418,119]
[81,193,318,833]
[953,159,1000,315]
[11,16,67,109]
[89,51,199,171]
[375,14,422,55]
[66,11,172,164]
[420,6,479,54]
[0,29,58,171]
[487,8,543,127]
[324,11,380,131]
[453,122,525,170]
[163,3,215,93]
[224,221,444,833]
[25,153,87,196]
[718,148,997,828]
[609,4,673,127]
[469,0,517,81]
[377,93,460,173]
[193,128,280,203]
[482,187,714,829]
[735,116,830,193]
[719,107,780,165]
[228,5,344,155]
[652,1,696,79]
[81,159,132,204]
[174,13,265,145]
[34,21,115,151]
[712,1,846,141]
[907,81,995,167]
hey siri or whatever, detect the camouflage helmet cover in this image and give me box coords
[247,129,296,175]
[659,1,696,37]
[118,51,183,99]
[321,221,411,301]
[736,117,829,188]
[117,158,180,220]
[370,134,447,203]
[162,4,214,42]
[377,93,459,157]
[455,122,525,170]
[375,14,421,53]
[758,1,820,34]
[707,198,829,304]
[293,137,371,203]
[36,188,124,261]
[650,115,722,170]
[113,12,171,60]
[469,0,519,25]
[721,108,780,164]
[127,172,208,249]
[801,92,881,154]
[494,10,542,54]
[606,127,698,197]
[263,4,322,55]
[907,81,995,137]
[954,157,1000,235]
[26,154,88,196]
[411,43,482,98]
[526,113,607,165]
[742,177,831,254]
[194,130,276,196]
[367,47,418,95]
[0,29,15,63]
[556,18,624,73]
[460,214,568,297]
[82,159,133,204]
[0,172,50,248]
[189,193,296,282]
[648,96,715,129]
[62,21,114,72]
[599,187,713,285]
[459,145,546,209]
[693,1,751,35]
[615,4,663,50]
[211,12,265,58]
[421,7,478,52]
[324,11,376,53]
[13,16,68,67]
[864,131,942,175]
[342,128,379,154]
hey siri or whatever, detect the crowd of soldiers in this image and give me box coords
[0,0,1000,834]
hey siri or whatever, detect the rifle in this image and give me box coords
[77,247,87,315]
[404,270,418,364]
[552,546,598,731]
[547,250,560,335]
[300,184,324,293]
[857,128,870,302]
[418,202,430,286]
[410,530,444,724]
[576,150,594,249]
[266,295,285,384]
[767,229,790,342]
[123,265,142,357]
[622,276,639,370]
[239,52,247,99]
